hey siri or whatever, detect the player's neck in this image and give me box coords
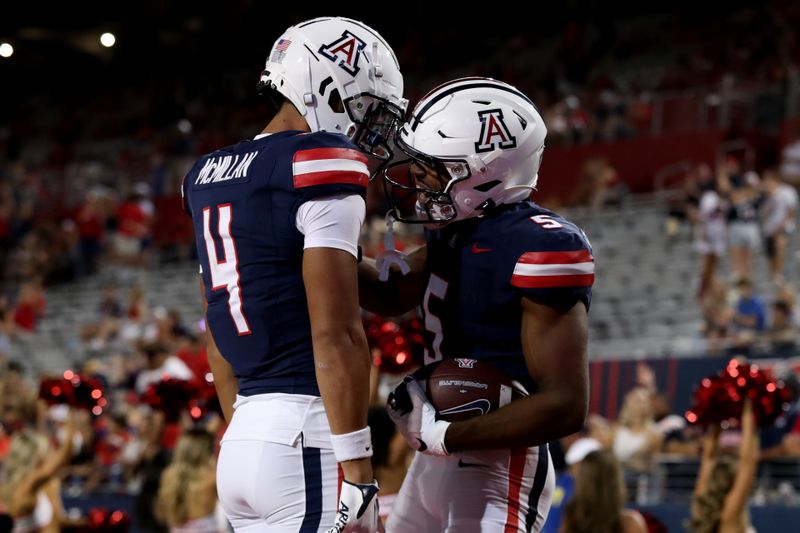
[262,104,311,135]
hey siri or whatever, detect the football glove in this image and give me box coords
[386,376,451,457]
[326,479,381,533]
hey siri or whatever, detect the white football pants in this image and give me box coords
[216,394,340,532]
[386,444,554,533]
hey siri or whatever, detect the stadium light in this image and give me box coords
[0,43,13,58]
[100,32,116,48]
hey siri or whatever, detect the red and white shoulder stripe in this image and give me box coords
[510,249,594,289]
[292,147,369,189]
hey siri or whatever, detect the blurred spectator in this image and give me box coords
[99,284,123,320]
[560,450,647,533]
[542,437,601,533]
[760,168,798,283]
[156,427,222,533]
[89,411,132,492]
[2,409,75,532]
[0,296,13,351]
[652,393,701,456]
[689,399,759,533]
[12,280,46,334]
[81,284,126,350]
[731,278,767,350]
[761,373,800,458]
[134,343,194,394]
[127,284,149,322]
[701,278,734,351]
[612,387,663,472]
[721,168,761,281]
[768,301,798,356]
[571,158,627,210]
[0,361,36,426]
[665,164,710,237]
[113,192,150,269]
[695,178,728,298]
[775,283,799,325]
[175,334,210,384]
[74,191,106,276]
[780,134,800,185]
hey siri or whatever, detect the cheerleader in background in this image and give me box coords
[560,449,647,533]
[156,427,221,533]
[690,398,759,533]
[2,409,74,533]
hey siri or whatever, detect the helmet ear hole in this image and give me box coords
[327,88,345,114]
[473,180,502,192]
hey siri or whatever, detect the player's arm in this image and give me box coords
[17,409,75,503]
[199,277,237,424]
[305,247,373,482]
[444,297,589,451]
[358,245,428,316]
[294,189,376,486]
[720,398,759,525]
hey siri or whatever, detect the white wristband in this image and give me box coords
[330,427,373,462]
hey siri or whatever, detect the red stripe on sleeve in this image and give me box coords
[293,147,369,165]
[517,249,593,265]
[511,273,595,289]
[293,170,368,189]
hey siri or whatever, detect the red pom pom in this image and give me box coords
[142,378,200,422]
[363,314,424,374]
[39,372,105,413]
[686,359,791,427]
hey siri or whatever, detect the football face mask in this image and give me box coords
[382,140,471,226]
[344,92,406,162]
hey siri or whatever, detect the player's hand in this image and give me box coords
[326,479,381,533]
[386,377,451,457]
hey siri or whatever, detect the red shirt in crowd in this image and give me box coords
[13,293,46,332]
[176,344,210,382]
[116,201,147,238]
[76,204,104,241]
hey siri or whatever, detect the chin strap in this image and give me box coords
[376,212,411,282]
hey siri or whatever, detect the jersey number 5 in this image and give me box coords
[422,274,448,365]
[531,214,563,229]
[202,204,251,335]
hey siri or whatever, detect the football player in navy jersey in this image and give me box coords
[358,78,593,532]
[182,17,406,533]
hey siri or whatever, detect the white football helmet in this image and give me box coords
[384,77,547,224]
[258,17,407,160]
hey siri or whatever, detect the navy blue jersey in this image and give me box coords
[183,131,369,396]
[421,202,593,392]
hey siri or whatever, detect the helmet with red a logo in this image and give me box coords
[384,77,547,224]
[258,17,407,161]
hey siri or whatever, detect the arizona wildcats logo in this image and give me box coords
[454,358,477,369]
[319,31,366,76]
[475,109,517,153]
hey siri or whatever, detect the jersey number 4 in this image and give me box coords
[202,204,251,335]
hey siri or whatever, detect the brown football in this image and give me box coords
[421,358,526,422]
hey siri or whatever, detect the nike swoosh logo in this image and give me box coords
[355,484,379,519]
[458,459,487,469]
[471,243,492,254]
[439,399,491,417]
